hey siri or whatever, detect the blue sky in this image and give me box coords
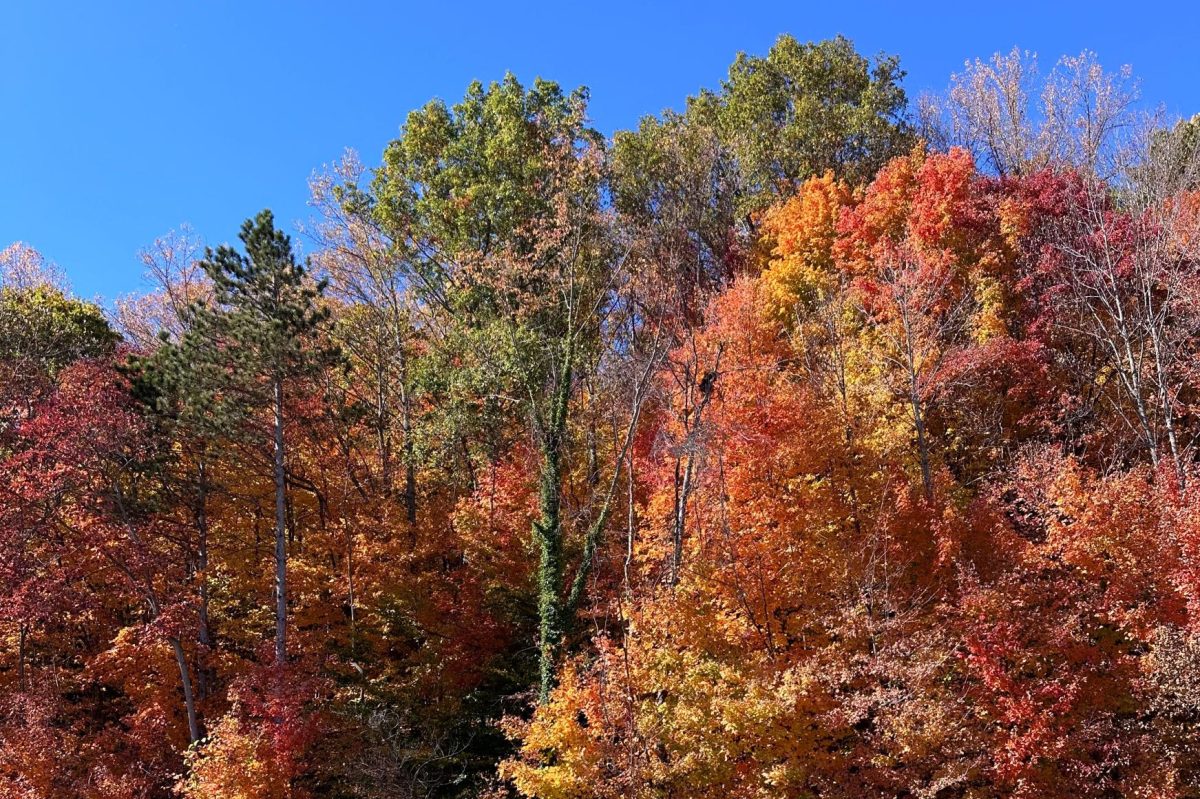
[3,1,1199,304]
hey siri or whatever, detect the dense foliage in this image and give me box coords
[4,35,1200,799]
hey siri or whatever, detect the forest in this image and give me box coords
[3,33,1200,798]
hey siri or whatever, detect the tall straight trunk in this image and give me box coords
[194,458,215,700]
[398,372,417,526]
[535,338,573,703]
[670,458,691,584]
[403,444,418,525]
[272,374,288,665]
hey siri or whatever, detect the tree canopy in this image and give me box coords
[4,33,1200,799]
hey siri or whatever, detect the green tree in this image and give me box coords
[371,75,636,701]
[0,284,118,375]
[719,34,912,209]
[614,34,912,235]
[143,210,334,665]
[0,285,119,431]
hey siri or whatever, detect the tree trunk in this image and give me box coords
[670,348,721,585]
[535,433,565,703]
[273,375,288,665]
[897,297,934,503]
[671,457,691,584]
[194,457,215,700]
[17,624,26,691]
[910,384,934,503]
[391,301,419,526]
[535,340,573,703]
[170,636,202,744]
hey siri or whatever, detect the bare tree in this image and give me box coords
[116,226,209,349]
[921,48,1142,180]
[0,242,68,291]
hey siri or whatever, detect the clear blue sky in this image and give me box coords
[3,1,1199,304]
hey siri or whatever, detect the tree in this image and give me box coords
[834,147,998,501]
[0,242,68,291]
[144,210,335,666]
[613,34,912,257]
[0,284,117,376]
[116,226,211,351]
[370,74,648,701]
[718,34,912,211]
[0,284,118,440]
[921,48,1142,180]
[308,152,421,523]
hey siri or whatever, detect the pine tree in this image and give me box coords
[141,209,335,666]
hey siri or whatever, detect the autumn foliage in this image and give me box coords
[4,34,1200,799]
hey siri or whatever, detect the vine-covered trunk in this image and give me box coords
[535,337,574,703]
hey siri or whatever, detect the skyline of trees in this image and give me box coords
[3,33,1200,799]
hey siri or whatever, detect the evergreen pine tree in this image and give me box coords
[140,209,335,665]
